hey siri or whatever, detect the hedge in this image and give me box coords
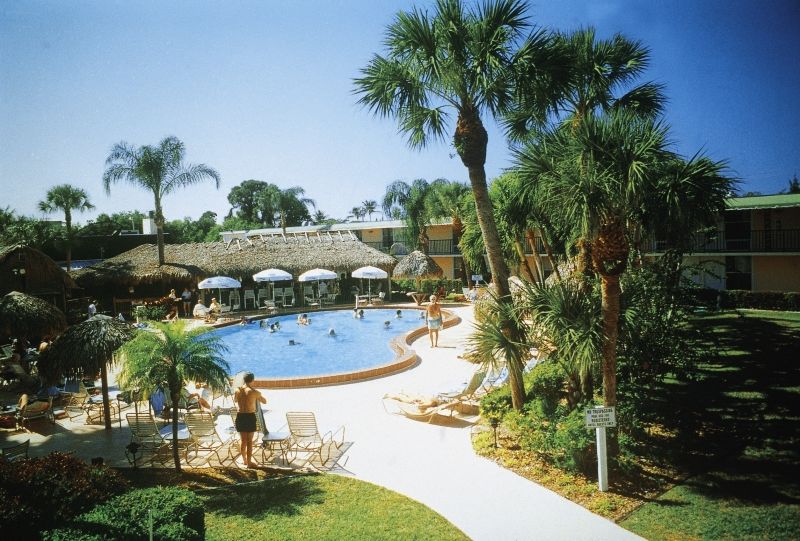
[390,278,463,295]
[44,486,204,541]
[684,288,800,311]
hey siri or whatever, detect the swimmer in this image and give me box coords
[269,323,277,333]
[395,310,402,318]
[358,309,364,318]
[239,316,247,325]
[288,339,299,346]
[298,314,310,325]
[328,328,336,336]
[353,308,359,318]
[259,320,267,328]
[384,321,391,327]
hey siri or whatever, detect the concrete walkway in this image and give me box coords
[1,304,641,541]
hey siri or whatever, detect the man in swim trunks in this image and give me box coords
[426,294,443,347]
[234,372,267,468]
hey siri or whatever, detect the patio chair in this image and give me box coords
[126,413,170,465]
[283,294,295,308]
[1,439,29,462]
[229,290,241,310]
[262,299,279,314]
[184,411,235,466]
[437,369,488,403]
[285,411,345,470]
[256,288,269,306]
[243,289,257,310]
[16,395,55,430]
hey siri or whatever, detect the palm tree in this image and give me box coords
[311,209,330,224]
[428,180,473,283]
[118,321,230,471]
[355,0,565,409]
[103,136,220,266]
[349,206,365,222]
[516,110,732,411]
[362,200,378,221]
[271,186,315,235]
[38,184,94,270]
[382,179,443,253]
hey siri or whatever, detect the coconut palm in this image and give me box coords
[349,207,365,222]
[103,136,221,266]
[361,200,378,221]
[118,321,230,471]
[382,179,444,253]
[38,184,94,270]
[270,186,315,235]
[311,209,330,224]
[516,110,731,410]
[355,0,567,408]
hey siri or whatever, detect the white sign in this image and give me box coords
[471,274,483,282]
[585,406,617,428]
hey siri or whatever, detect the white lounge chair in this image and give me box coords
[286,411,345,470]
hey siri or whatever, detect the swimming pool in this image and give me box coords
[214,308,428,386]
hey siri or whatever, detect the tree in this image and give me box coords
[103,136,221,265]
[428,180,473,283]
[310,210,329,224]
[119,321,230,471]
[227,180,278,225]
[269,186,315,235]
[382,178,444,253]
[362,200,378,221]
[515,110,732,413]
[38,184,94,270]
[349,207,365,222]
[784,174,800,194]
[355,0,565,409]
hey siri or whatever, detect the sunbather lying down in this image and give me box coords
[383,392,441,412]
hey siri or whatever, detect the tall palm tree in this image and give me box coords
[349,206,365,222]
[382,179,444,253]
[103,136,220,266]
[356,0,566,409]
[38,184,94,270]
[311,209,330,224]
[361,200,378,221]
[516,110,731,411]
[118,321,230,471]
[270,186,315,235]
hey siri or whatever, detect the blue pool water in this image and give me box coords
[214,309,426,379]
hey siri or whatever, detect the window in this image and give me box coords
[725,255,752,290]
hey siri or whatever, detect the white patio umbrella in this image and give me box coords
[198,276,242,308]
[253,268,293,303]
[298,268,338,306]
[352,265,388,300]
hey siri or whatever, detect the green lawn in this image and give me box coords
[202,474,469,541]
[621,310,800,540]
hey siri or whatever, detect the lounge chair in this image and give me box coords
[185,411,235,466]
[243,289,257,310]
[285,411,345,470]
[1,439,29,462]
[382,392,460,423]
[16,395,55,429]
[126,413,170,465]
[437,369,488,403]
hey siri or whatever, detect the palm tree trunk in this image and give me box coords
[65,210,73,271]
[513,239,535,282]
[467,166,511,297]
[171,390,182,471]
[100,363,112,431]
[539,230,562,281]
[154,196,166,266]
[524,230,544,283]
[600,274,620,408]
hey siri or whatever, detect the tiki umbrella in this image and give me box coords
[38,314,135,430]
[0,291,67,341]
[392,251,443,305]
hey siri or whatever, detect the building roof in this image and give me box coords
[726,193,800,210]
[72,236,397,286]
[0,244,78,291]
[220,218,455,237]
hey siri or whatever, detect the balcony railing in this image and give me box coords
[648,229,800,253]
[362,239,461,255]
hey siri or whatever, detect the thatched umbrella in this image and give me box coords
[392,251,443,305]
[38,315,135,430]
[0,291,67,340]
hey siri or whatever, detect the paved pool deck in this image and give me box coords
[1,303,641,541]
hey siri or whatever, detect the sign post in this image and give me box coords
[585,406,616,492]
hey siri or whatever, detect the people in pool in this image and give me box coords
[384,320,391,327]
[297,314,310,325]
[288,339,299,345]
[269,323,277,333]
[352,308,359,318]
[259,320,267,328]
[328,328,336,336]
[395,310,402,318]
[358,309,364,318]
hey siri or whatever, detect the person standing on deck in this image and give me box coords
[234,372,266,468]
[425,295,443,348]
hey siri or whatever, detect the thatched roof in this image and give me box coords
[73,237,397,287]
[0,291,67,338]
[0,244,77,291]
[392,250,444,279]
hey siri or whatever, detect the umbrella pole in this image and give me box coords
[100,363,112,431]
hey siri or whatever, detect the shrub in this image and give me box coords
[44,487,204,541]
[684,288,800,311]
[526,361,566,416]
[139,304,168,321]
[390,278,462,295]
[0,452,128,539]
[480,385,513,422]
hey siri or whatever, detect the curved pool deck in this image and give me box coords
[214,307,462,388]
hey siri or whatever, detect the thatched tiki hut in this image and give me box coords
[73,234,397,314]
[0,245,78,313]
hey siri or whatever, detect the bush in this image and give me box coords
[45,487,204,541]
[684,288,800,311]
[526,361,566,416]
[0,452,128,539]
[139,304,168,321]
[480,385,513,422]
[390,278,462,295]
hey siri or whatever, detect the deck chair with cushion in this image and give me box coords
[436,369,488,403]
[16,395,55,430]
[0,439,29,462]
[286,411,345,470]
[185,411,235,466]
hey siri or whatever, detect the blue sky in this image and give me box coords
[1,0,798,225]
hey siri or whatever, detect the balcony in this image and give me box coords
[362,239,461,256]
[648,229,800,253]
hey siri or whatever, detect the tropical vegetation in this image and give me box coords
[37,184,95,270]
